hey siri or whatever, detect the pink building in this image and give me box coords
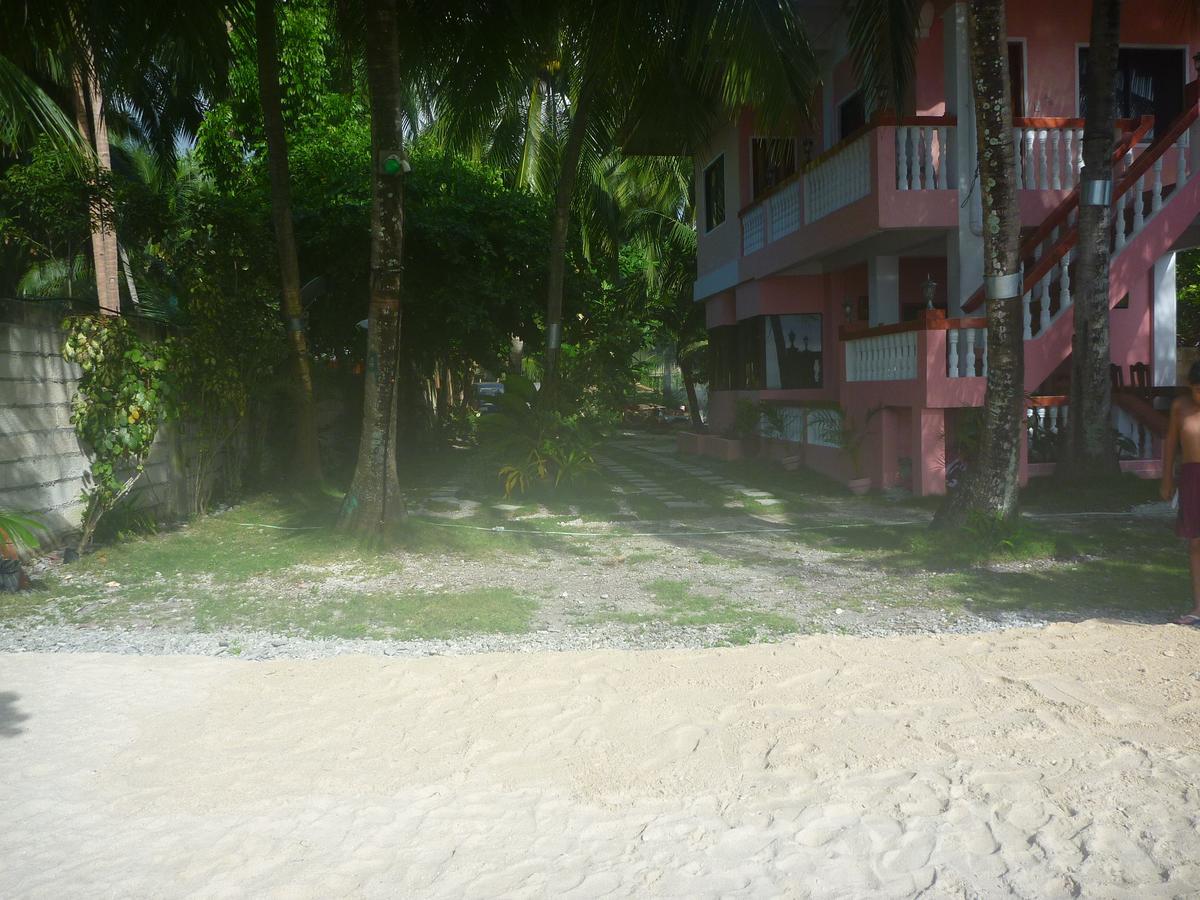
[688,0,1200,494]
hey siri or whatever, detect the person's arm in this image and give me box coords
[1163,400,1182,501]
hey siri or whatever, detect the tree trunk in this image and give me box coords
[543,80,595,396]
[119,244,140,307]
[338,0,405,536]
[935,0,1023,527]
[682,363,703,429]
[255,0,323,485]
[1069,0,1122,475]
[70,60,120,315]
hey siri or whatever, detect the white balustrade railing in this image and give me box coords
[1113,119,1196,253]
[1014,124,1083,190]
[896,125,953,190]
[845,330,918,382]
[1027,403,1068,436]
[805,134,871,223]
[771,180,801,240]
[946,326,988,378]
[742,204,765,255]
[1113,407,1155,459]
[1027,402,1069,462]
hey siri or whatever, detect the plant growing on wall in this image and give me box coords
[62,314,174,552]
[167,291,283,516]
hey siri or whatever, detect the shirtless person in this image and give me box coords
[1162,361,1200,625]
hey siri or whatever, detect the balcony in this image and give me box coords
[737,115,958,267]
[730,115,1150,284]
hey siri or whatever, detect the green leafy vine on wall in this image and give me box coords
[62,315,175,552]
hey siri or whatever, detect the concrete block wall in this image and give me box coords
[0,298,187,542]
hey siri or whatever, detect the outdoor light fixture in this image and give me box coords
[842,298,854,321]
[922,273,938,310]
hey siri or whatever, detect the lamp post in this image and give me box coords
[922,273,938,310]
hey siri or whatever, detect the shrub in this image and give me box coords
[479,375,599,497]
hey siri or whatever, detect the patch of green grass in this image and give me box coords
[192,586,536,640]
[592,578,797,635]
[1020,473,1160,513]
[622,551,661,565]
[799,517,1071,571]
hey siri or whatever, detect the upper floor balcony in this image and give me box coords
[717,114,1148,294]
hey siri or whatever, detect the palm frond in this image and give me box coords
[845,0,922,115]
[0,54,87,157]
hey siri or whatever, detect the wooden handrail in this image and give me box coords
[1027,395,1069,408]
[1113,104,1200,201]
[962,113,1156,313]
[1114,391,1169,437]
[1013,117,1138,130]
[839,309,987,341]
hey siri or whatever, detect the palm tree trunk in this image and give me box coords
[70,60,120,315]
[119,244,140,307]
[254,0,322,485]
[338,0,405,536]
[682,364,703,429]
[1069,0,1121,475]
[935,0,1023,527]
[543,80,595,396]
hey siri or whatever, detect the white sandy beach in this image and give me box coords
[3,621,1200,898]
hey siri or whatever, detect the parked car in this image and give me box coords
[473,381,505,414]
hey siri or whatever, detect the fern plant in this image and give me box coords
[0,511,44,554]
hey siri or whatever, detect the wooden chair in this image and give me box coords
[1110,363,1125,390]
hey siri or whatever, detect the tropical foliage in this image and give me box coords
[61,314,174,551]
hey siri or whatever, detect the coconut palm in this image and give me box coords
[436,0,821,398]
[1,0,236,315]
[252,0,323,484]
[1069,0,1122,475]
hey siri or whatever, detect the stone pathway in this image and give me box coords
[592,452,706,510]
[610,436,785,508]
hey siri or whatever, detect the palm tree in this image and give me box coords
[935,0,1024,526]
[337,0,407,535]
[1069,0,1122,475]
[437,0,821,399]
[253,0,323,484]
[1,0,235,315]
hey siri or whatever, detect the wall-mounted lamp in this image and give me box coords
[842,298,854,321]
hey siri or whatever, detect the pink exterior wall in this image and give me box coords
[899,257,949,314]
[695,122,742,278]
[914,16,946,117]
[705,292,736,329]
[1110,273,1152,372]
[1008,0,1197,119]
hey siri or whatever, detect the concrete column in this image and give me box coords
[871,407,899,489]
[868,256,900,326]
[943,2,983,317]
[913,407,947,496]
[1153,252,1178,386]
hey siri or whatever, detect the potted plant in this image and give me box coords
[815,406,881,495]
[759,403,789,460]
[729,399,764,457]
